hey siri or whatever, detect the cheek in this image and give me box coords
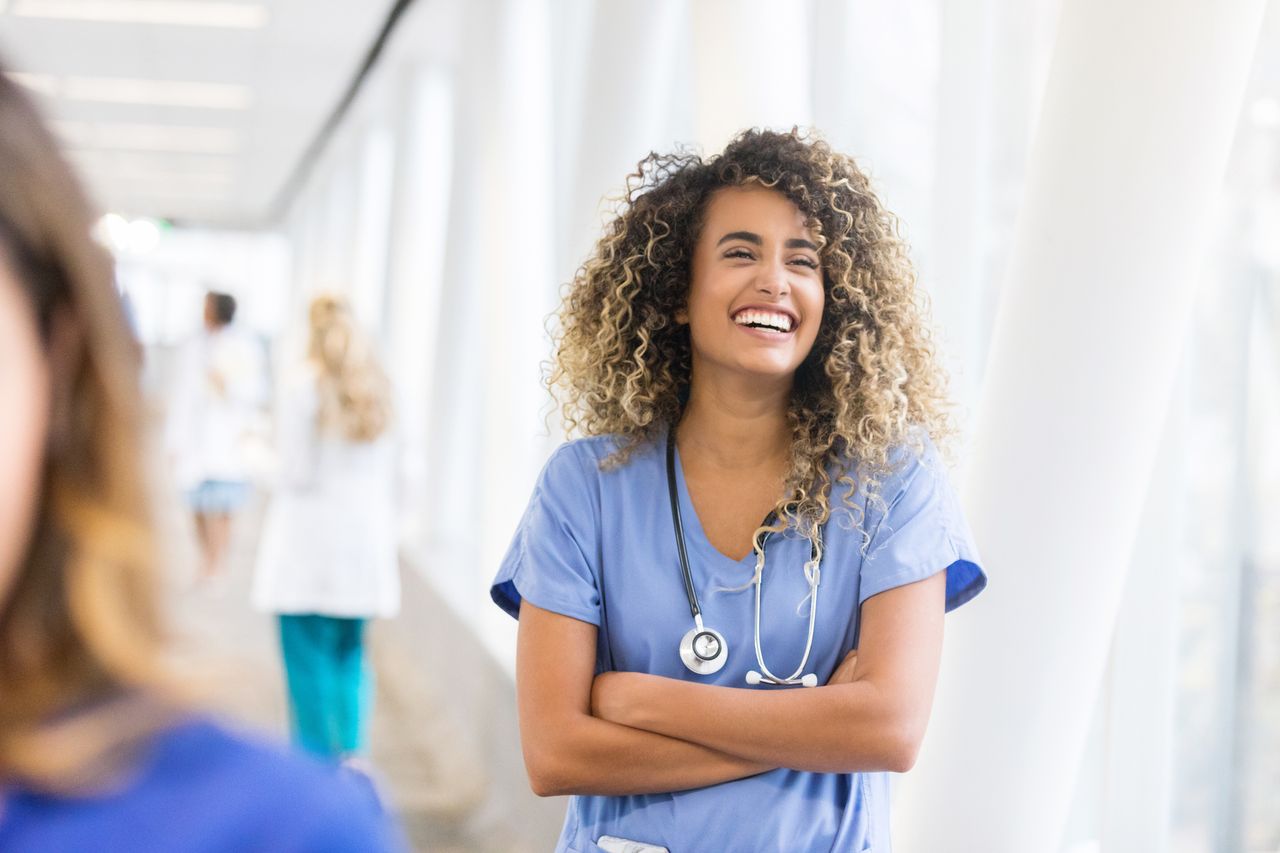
[0,287,51,610]
[682,270,727,340]
[800,283,826,348]
[684,269,722,317]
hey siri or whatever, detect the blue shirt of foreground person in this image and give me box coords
[0,716,403,852]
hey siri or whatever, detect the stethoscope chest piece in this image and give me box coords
[679,623,728,675]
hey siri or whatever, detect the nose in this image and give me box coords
[755,257,790,298]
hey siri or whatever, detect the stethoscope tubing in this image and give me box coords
[666,433,704,621]
[667,428,822,687]
[750,546,821,684]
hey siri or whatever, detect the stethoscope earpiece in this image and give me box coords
[746,670,818,688]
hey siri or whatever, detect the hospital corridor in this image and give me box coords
[1,1,1279,852]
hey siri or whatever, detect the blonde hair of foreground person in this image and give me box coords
[0,72,174,791]
[306,293,392,443]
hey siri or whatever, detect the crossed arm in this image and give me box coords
[515,570,946,797]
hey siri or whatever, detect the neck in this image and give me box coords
[676,366,791,470]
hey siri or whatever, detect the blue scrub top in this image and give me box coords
[492,430,986,853]
[0,715,403,852]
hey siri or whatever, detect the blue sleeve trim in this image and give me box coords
[490,577,602,627]
[858,536,988,612]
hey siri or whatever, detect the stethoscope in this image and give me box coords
[667,431,823,688]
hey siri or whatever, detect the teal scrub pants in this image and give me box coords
[277,614,370,759]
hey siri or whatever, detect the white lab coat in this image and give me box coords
[252,366,400,619]
[165,325,268,490]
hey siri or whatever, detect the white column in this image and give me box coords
[383,66,454,570]
[1098,366,1186,851]
[811,1,940,280]
[474,0,559,668]
[561,0,690,284]
[1208,261,1262,852]
[419,0,496,622]
[317,159,357,293]
[928,0,994,421]
[893,1,1266,851]
[350,125,395,333]
[281,183,325,364]
[689,0,812,155]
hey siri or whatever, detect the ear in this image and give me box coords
[675,307,689,325]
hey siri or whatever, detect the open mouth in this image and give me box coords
[731,307,796,334]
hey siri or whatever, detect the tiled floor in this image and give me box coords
[162,496,538,852]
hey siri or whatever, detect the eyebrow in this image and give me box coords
[716,231,819,252]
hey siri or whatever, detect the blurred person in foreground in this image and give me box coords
[165,288,267,582]
[254,294,399,764]
[0,69,402,851]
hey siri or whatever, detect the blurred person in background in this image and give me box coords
[253,293,398,765]
[165,288,267,582]
[0,68,401,852]
[492,129,987,852]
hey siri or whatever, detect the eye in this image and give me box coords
[724,248,755,261]
[790,257,819,270]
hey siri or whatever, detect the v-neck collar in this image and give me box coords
[669,435,761,569]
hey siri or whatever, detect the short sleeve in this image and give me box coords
[858,433,987,612]
[490,443,602,626]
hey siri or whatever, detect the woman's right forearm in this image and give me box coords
[523,712,772,797]
[515,601,773,797]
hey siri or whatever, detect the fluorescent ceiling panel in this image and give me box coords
[10,0,268,28]
[72,156,236,186]
[54,119,241,153]
[4,71,59,96]
[69,149,237,175]
[115,183,230,200]
[62,76,252,109]
[4,72,251,108]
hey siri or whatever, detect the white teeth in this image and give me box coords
[733,310,793,332]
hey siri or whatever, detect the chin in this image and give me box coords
[736,359,802,381]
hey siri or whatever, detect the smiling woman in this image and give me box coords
[492,128,988,852]
[679,186,826,401]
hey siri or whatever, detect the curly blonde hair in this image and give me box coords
[550,128,956,544]
[307,294,392,443]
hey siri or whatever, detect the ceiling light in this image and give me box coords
[54,119,240,154]
[126,217,161,253]
[11,0,268,29]
[4,71,59,96]
[96,170,234,188]
[117,184,231,201]
[78,165,235,188]
[62,76,251,109]
[97,213,131,252]
[96,214,165,254]
[68,150,236,175]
